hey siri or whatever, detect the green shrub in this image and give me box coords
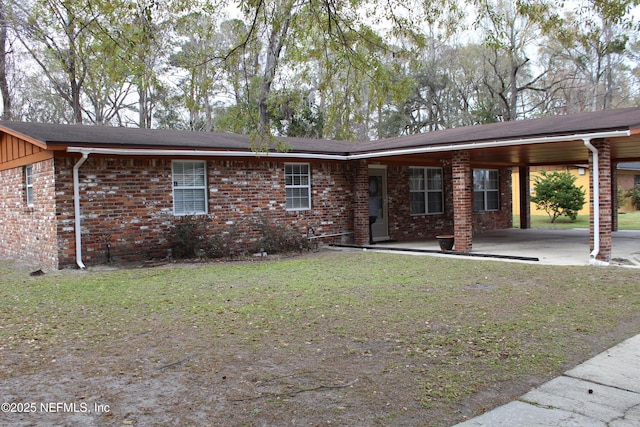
[250,215,308,254]
[201,222,243,259]
[618,186,628,209]
[170,215,307,260]
[171,216,207,259]
[626,185,640,210]
[531,170,586,223]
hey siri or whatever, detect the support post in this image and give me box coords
[586,139,612,264]
[452,151,473,252]
[518,166,530,229]
[353,160,370,245]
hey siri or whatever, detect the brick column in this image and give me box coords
[452,151,473,252]
[353,160,370,245]
[588,139,612,262]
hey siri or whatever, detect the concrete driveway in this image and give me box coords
[360,228,640,267]
[454,333,640,426]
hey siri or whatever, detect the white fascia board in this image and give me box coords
[66,147,348,161]
[346,130,631,160]
[66,130,630,161]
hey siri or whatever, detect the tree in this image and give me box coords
[531,170,586,222]
[216,0,461,141]
[170,10,225,131]
[475,0,555,121]
[0,0,12,119]
[519,0,640,112]
[4,0,637,129]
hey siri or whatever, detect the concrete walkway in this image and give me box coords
[453,334,640,426]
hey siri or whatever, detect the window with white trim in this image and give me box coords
[473,169,499,211]
[285,163,311,210]
[409,167,444,215]
[25,165,34,206]
[172,160,207,215]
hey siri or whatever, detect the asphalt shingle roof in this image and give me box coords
[1,107,640,157]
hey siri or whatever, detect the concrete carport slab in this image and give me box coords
[343,228,640,267]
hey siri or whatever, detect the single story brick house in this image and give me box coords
[1,108,640,270]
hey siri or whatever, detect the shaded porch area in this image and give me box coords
[335,228,640,267]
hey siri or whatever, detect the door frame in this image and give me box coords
[368,165,389,242]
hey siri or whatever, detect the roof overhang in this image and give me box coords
[66,129,632,163]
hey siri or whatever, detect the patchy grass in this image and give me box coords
[617,211,640,229]
[514,211,640,230]
[1,252,639,426]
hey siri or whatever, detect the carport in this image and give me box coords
[340,228,640,267]
[351,108,640,266]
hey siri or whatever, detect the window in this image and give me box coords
[634,175,640,186]
[25,165,34,206]
[473,169,499,211]
[172,160,207,215]
[285,163,311,210]
[409,167,443,214]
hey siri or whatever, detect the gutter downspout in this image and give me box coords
[73,152,89,269]
[583,139,609,266]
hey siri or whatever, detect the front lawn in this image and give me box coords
[513,211,640,230]
[1,252,639,426]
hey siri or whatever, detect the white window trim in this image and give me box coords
[172,160,208,216]
[285,163,311,211]
[473,169,500,212]
[25,165,34,207]
[409,166,444,215]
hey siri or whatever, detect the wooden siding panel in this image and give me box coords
[18,138,25,157]
[0,133,52,170]
[12,136,19,159]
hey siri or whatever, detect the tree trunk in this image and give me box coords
[0,2,11,120]
[257,1,294,134]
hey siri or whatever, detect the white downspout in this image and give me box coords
[583,139,608,266]
[73,152,89,269]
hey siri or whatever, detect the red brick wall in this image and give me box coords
[0,159,58,270]
[54,157,177,266]
[473,167,513,233]
[617,172,639,191]
[381,163,512,243]
[386,164,454,240]
[54,157,355,267]
[2,154,515,268]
